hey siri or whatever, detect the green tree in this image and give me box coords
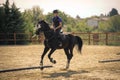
[22,6,44,33]
[0,0,28,44]
[74,19,94,32]
[0,0,25,33]
[109,8,119,16]
[98,15,120,32]
[108,15,120,32]
[98,21,110,32]
[76,15,81,20]
[0,6,5,32]
[1,0,10,33]
[32,6,44,25]
[9,3,25,33]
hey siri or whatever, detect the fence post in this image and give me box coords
[105,33,108,45]
[14,33,16,45]
[88,33,91,45]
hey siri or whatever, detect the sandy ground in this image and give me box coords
[0,45,120,80]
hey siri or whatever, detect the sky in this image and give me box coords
[0,0,120,18]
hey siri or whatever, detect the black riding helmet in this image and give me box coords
[53,10,58,13]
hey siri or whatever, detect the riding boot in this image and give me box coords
[55,29,62,47]
[58,35,62,47]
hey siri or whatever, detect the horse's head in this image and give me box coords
[35,20,50,35]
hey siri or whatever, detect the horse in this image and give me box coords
[34,20,83,70]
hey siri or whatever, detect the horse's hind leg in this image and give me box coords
[64,48,71,69]
[40,47,50,67]
[48,48,56,64]
[70,48,73,60]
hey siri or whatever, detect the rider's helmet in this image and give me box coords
[53,10,58,13]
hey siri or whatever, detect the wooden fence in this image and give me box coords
[0,32,120,45]
[71,32,120,45]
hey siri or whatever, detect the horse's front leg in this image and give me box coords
[48,48,56,64]
[40,47,50,67]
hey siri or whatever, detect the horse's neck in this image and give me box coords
[44,29,54,40]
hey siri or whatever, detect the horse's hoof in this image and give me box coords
[60,68,68,71]
[40,67,44,70]
[53,60,56,64]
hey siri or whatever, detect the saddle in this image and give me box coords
[45,33,67,47]
[57,33,66,41]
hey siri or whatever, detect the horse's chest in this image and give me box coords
[44,40,57,48]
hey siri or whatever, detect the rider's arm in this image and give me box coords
[55,17,62,30]
[55,22,62,30]
[52,22,55,28]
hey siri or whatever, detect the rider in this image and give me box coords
[52,9,63,47]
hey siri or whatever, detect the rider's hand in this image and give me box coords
[54,28,56,32]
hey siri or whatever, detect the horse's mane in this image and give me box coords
[43,21,55,32]
[38,20,55,34]
[43,22,49,28]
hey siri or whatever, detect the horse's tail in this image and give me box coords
[75,36,83,54]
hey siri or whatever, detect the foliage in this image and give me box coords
[98,15,120,32]
[0,0,25,33]
[22,6,44,33]
[98,21,110,32]
[108,15,120,32]
[0,6,5,32]
[0,0,27,44]
[76,19,94,32]
[109,8,119,16]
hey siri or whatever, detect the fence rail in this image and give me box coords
[0,32,120,45]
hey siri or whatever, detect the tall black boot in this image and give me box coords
[57,35,62,47]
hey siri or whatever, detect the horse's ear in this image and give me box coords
[41,20,45,23]
[39,20,45,24]
[40,19,44,21]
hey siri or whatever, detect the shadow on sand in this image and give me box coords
[43,70,89,78]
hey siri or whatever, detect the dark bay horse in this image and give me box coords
[34,20,83,70]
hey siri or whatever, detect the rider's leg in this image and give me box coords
[56,29,62,47]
